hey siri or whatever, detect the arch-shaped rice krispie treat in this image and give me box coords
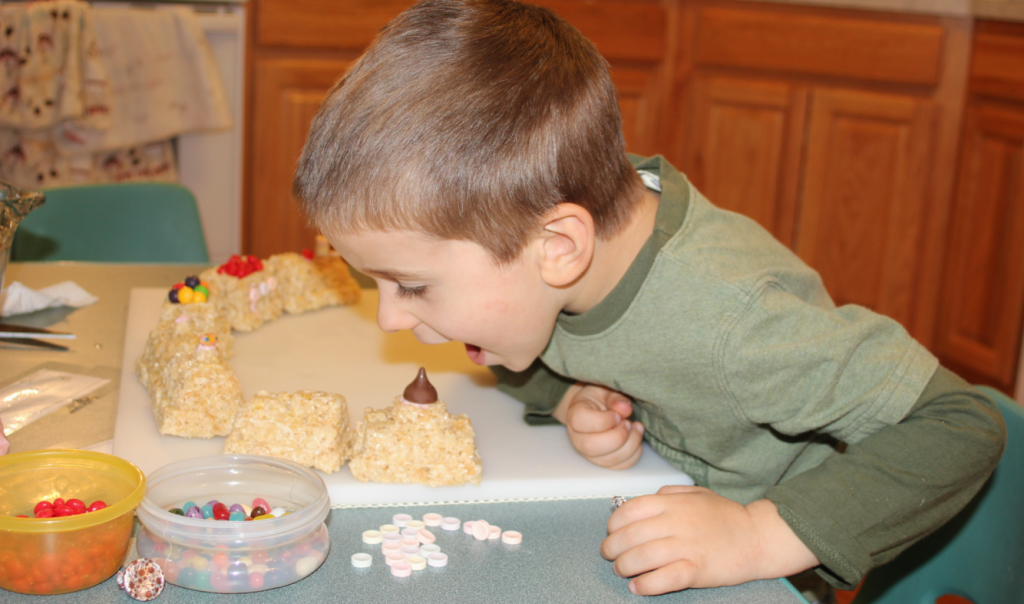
[200,255,283,331]
[348,368,483,487]
[151,333,243,438]
[264,251,360,315]
[224,390,352,474]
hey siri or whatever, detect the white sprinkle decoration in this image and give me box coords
[441,517,461,531]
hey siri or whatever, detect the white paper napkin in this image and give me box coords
[0,281,98,317]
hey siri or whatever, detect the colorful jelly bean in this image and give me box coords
[169,508,184,516]
[87,500,107,512]
[201,504,214,519]
[228,504,245,515]
[186,506,203,519]
[250,506,266,518]
[33,500,53,515]
[183,501,198,512]
[229,511,246,522]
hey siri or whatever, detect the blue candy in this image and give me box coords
[201,504,214,519]
[229,510,246,521]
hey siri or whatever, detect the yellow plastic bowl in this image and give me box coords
[0,450,145,595]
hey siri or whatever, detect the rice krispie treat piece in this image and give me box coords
[136,279,233,391]
[151,333,243,438]
[264,251,360,315]
[200,255,283,331]
[224,390,351,474]
[349,368,482,487]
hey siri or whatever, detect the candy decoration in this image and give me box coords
[193,290,208,303]
[217,254,264,278]
[250,506,266,518]
[116,558,165,602]
[201,504,214,519]
[177,286,195,304]
[87,500,107,512]
[184,275,200,288]
[169,508,184,516]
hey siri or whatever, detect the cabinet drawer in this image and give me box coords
[257,0,666,61]
[971,21,1024,104]
[693,3,944,86]
[257,0,414,50]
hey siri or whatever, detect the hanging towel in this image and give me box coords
[54,6,231,155]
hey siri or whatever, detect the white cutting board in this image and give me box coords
[114,288,688,505]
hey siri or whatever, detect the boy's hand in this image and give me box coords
[602,486,819,595]
[552,383,644,470]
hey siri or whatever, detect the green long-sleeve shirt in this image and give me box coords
[491,155,1005,588]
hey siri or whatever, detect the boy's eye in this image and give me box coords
[395,284,427,299]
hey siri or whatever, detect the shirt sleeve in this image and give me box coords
[490,359,577,426]
[765,366,1006,589]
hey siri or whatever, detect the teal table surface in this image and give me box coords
[3,499,806,603]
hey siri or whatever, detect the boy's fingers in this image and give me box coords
[629,558,700,595]
[567,402,621,434]
[610,536,695,585]
[571,418,630,458]
[588,422,645,469]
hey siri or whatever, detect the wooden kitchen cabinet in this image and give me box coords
[934,21,1024,393]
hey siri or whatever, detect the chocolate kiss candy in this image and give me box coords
[403,367,438,404]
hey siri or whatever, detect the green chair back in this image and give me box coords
[853,386,1024,604]
[11,183,209,263]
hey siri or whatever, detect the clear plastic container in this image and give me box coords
[136,454,330,593]
[0,449,146,595]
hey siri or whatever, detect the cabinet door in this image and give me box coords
[935,101,1024,392]
[683,75,806,246]
[796,88,936,335]
[612,65,665,157]
[249,58,353,258]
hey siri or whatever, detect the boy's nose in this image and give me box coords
[376,292,419,333]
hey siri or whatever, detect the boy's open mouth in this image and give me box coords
[465,343,484,365]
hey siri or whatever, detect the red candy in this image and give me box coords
[24,498,107,518]
[216,254,263,278]
[34,501,53,515]
[301,249,314,260]
[66,499,86,510]
[53,506,74,517]
[87,500,107,513]
[53,498,65,508]
[35,508,54,518]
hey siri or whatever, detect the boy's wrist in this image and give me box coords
[745,499,820,580]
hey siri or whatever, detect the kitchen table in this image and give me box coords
[0,262,808,604]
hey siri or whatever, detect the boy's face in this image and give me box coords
[328,229,563,371]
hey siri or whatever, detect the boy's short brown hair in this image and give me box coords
[293,0,643,264]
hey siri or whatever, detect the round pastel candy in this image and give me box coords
[229,511,246,521]
[177,286,195,304]
[201,504,214,519]
[229,504,245,515]
[248,571,264,590]
[185,275,200,288]
[194,571,212,590]
[169,508,184,516]
[252,498,270,511]
[210,571,230,592]
[186,506,204,519]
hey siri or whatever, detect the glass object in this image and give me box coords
[0,180,45,294]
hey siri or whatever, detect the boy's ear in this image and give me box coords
[535,203,595,288]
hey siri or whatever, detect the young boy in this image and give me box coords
[293,0,1006,596]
